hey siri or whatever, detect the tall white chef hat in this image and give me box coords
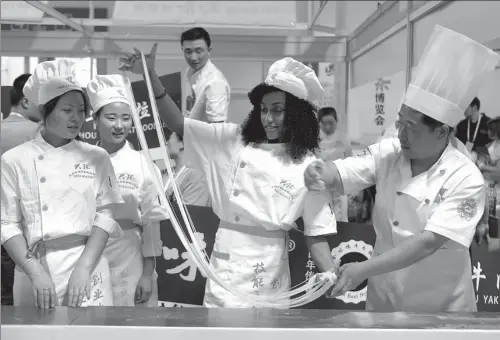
[86,74,130,113]
[264,57,324,107]
[403,25,500,127]
[23,59,83,106]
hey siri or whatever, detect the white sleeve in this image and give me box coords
[94,154,123,238]
[183,118,240,173]
[139,162,169,225]
[302,190,337,237]
[425,171,486,248]
[205,79,230,123]
[0,157,23,244]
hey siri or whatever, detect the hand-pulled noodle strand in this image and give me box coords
[121,52,334,308]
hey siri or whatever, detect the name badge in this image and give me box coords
[465,141,474,152]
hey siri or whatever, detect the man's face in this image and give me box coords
[464,104,478,119]
[182,39,211,71]
[397,105,447,160]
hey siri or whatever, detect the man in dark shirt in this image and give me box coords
[455,97,491,153]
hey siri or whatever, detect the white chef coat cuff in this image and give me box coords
[333,159,356,194]
[141,221,163,257]
[93,212,123,239]
[0,223,23,245]
[304,222,337,237]
[142,239,163,257]
[424,223,472,248]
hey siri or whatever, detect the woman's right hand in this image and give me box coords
[118,43,158,74]
[30,267,58,309]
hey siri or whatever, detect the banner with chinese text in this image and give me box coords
[347,71,405,146]
[156,205,500,311]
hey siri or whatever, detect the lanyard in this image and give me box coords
[467,115,482,143]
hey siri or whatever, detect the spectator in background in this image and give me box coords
[121,28,230,207]
[0,73,40,305]
[318,107,349,222]
[1,73,40,155]
[455,97,491,154]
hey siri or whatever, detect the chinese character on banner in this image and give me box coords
[164,232,207,282]
[374,78,391,126]
[305,252,316,280]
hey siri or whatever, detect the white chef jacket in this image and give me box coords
[184,118,337,236]
[1,132,123,246]
[334,138,485,312]
[107,141,168,256]
[184,60,230,123]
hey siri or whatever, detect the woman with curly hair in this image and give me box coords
[120,44,338,308]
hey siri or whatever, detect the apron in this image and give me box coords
[366,152,477,312]
[203,221,291,308]
[104,220,159,307]
[13,235,112,306]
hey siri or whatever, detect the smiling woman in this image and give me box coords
[87,74,169,307]
[120,45,339,308]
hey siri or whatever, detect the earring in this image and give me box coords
[93,121,97,130]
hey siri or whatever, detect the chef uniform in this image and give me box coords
[178,59,231,207]
[87,75,169,306]
[184,59,230,123]
[332,25,499,312]
[183,58,337,308]
[1,60,124,306]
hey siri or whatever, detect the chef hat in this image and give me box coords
[403,25,500,127]
[23,59,83,106]
[86,74,130,113]
[264,57,324,107]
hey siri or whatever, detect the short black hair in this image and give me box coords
[10,73,32,106]
[180,27,211,48]
[240,83,320,161]
[318,106,338,122]
[470,97,480,110]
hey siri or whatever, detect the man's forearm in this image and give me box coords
[360,231,447,278]
[305,236,336,272]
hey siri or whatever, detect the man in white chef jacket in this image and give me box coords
[168,27,230,206]
[304,25,500,312]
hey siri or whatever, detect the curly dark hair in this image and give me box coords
[240,83,320,161]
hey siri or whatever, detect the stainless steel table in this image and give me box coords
[2,306,499,340]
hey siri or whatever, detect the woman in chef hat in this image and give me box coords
[120,47,338,308]
[86,74,168,307]
[1,60,124,309]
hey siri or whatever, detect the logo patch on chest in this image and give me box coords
[69,162,96,179]
[272,179,296,202]
[117,173,139,190]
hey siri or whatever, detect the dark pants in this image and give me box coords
[1,246,15,305]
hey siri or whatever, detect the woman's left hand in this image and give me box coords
[329,262,367,297]
[67,264,91,307]
[135,275,153,304]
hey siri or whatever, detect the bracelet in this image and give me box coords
[20,257,35,270]
[155,88,168,100]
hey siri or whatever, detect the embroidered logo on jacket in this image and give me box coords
[70,163,95,179]
[117,173,139,190]
[273,179,296,201]
[457,199,478,221]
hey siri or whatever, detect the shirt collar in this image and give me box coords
[186,60,213,85]
[101,140,131,157]
[9,112,27,119]
[34,130,77,152]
